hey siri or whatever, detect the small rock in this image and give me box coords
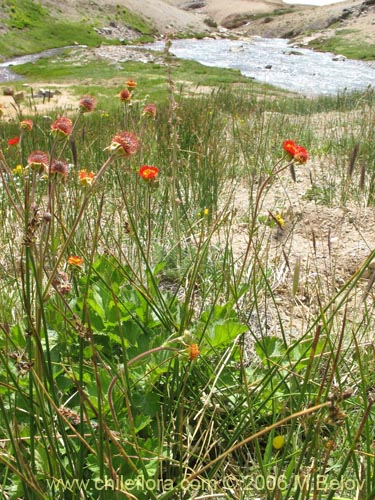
[3,86,14,96]
[332,54,346,61]
[13,91,24,103]
[182,1,206,9]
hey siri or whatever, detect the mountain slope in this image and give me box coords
[0,0,374,62]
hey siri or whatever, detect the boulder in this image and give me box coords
[3,86,14,96]
[181,1,206,9]
[332,54,347,61]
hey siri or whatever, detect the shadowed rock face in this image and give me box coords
[181,1,206,9]
[222,14,254,29]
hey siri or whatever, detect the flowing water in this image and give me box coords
[145,37,375,96]
[2,38,375,96]
[0,46,85,82]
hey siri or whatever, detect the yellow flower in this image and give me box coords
[274,213,285,228]
[13,164,23,176]
[272,435,285,450]
[198,208,209,217]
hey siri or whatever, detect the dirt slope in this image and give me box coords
[8,0,375,46]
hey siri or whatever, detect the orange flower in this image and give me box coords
[106,131,139,158]
[143,103,157,119]
[7,136,19,146]
[51,116,73,139]
[26,150,49,174]
[125,79,137,90]
[188,344,200,360]
[78,169,95,186]
[139,165,159,180]
[118,89,132,102]
[20,119,33,131]
[67,256,83,266]
[79,95,97,113]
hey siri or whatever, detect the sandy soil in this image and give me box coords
[36,0,375,38]
[170,0,286,24]
[123,0,375,45]
[238,0,375,43]
[223,154,375,339]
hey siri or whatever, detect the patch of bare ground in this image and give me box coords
[0,84,77,121]
[0,47,167,120]
[237,0,375,48]
[220,151,375,348]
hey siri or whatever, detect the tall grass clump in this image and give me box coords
[0,71,375,500]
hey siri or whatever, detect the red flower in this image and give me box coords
[283,140,309,163]
[20,119,33,131]
[143,103,157,119]
[139,165,159,180]
[49,159,69,180]
[7,136,19,146]
[107,131,139,158]
[26,150,49,174]
[79,95,97,113]
[51,116,73,139]
[294,146,309,164]
[283,140,299,157]
[118,89,131,102]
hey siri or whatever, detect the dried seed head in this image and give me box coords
[79,95,97,113]
[49,159,69,180]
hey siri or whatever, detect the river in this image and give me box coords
[2,39,375,96]
[0,46,85,82]
[144,38,375,96]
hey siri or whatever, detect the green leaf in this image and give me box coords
[255,336,285,361]
[134,414,152,434]
[206,320,248,349]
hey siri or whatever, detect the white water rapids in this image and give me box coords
[145,37,375,95]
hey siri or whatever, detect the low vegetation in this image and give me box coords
[0,0,156,60]
[1,8,375,500]
[0,2,375,500]
[308,29,375,60]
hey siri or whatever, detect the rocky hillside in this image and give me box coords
[34,0,375,57]
[0,0,371,34]
[0,0,374,60]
